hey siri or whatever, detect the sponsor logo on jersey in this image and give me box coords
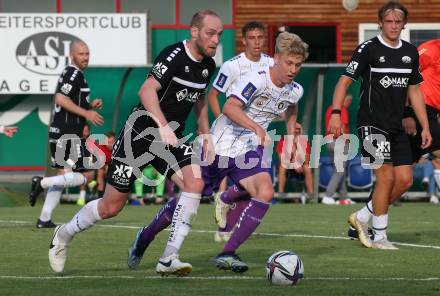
[176,88,202,102]
[376,140,390,159]
[152,62,168,78]
[402,56,411,63]
[111,164,133,186]
[379,76,409,88]
[185,66,190,72]
[60,83,72,95]
[241,82,257,100]
[16,32,85,76]
[216,73,228,88]
[202,69,209,78]
[379,56,386,63]
[346,61,359,75]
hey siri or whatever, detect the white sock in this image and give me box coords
[79,190,86,200]
[41,172,86,189]
[162,192,200,259]
[372,214,388,241]
[58,199,102,243]
[434,170,440,189]
[39,186,63,222]
[356,200,373,223]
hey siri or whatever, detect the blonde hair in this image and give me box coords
[275,32,309,61]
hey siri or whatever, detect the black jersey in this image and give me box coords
[343,35,423,131]
[49,65,90,139]
[135,40,216,137]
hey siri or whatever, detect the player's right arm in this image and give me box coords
[54,94,103,126]
[138,45,180,146]
[222,76,268,146]
[209,60,235,118]
[329,41,370,137]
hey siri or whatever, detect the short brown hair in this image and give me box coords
[378,1,408,22]
[241,21,265,37]
[190,9,220,29]
[105,131,115,139]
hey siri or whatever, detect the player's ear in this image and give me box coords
[190,26,199,39]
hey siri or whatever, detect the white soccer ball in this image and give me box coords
[342,0,359,11]
[266,250,304,286]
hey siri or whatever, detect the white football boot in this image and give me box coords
[156,253,192,277]
[48,225,69,273]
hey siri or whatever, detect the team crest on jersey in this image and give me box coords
[241,83,257,100]
[402,56,411,63]
[202,69,209,78]
[256,96,269,107]
[346,61,358,75]
[216,73,228,88]
[61,83,72,95]
[379,56,386,63]
[277,102,286,110]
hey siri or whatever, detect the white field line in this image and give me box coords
[0,275,440,281]
[1,220,440,250]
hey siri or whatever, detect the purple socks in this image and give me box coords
[223,198,269,253]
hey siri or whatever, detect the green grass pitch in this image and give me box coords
[1,202,440,295]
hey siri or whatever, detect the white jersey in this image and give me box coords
[212,52,274,96]
[211,69,304,158]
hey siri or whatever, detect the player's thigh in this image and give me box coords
[238,172,273,200]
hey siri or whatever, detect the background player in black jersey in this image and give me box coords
[47,10,223,276]
[328,1,432,250]
[29,41,104,228]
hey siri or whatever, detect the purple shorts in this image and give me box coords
[202,146,271,196]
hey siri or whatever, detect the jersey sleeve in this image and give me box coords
[55,67,81,99]
[228,72,263,105]
[409,48,423,85]
[148,45,178,88]
[212,60,236,93]
[342,42,371,81]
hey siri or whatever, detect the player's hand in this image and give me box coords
[327,114,343,138]
[85,110,104,126]
[402,117,417,135]
[3,126,17,138]
[255,126,271,147]
[202,136,215,164]
[91,99,103,109]
[420,128,432,149]
[159,124,178,147]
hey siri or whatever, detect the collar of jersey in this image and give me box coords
[242,52,263,64]
[69,63,83,72]
[377,34,402,49]
[183,40,202,63]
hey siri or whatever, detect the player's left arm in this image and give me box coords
[283,104,300,166]
[193,96,210,135]
[408,84,432,149]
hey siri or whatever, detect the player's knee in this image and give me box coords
[396,175,413,191]
[99,200,124,219]
[257,186,274,202]
[183,178,204,193]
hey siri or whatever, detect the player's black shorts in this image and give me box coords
[408,105,440,162]
[107,125,199,193]
[357,125,413,167]
[49,137,91,172]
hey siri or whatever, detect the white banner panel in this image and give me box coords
[0,13,148,94]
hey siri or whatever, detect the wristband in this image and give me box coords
[331,109,342,115]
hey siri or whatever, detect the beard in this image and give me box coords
[195,37,215,58]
